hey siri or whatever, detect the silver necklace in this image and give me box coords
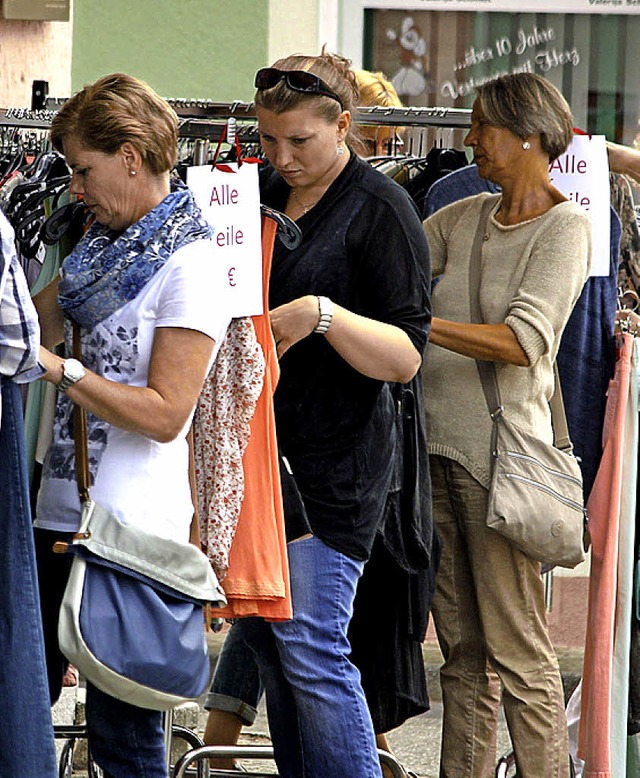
[291,189,320,215]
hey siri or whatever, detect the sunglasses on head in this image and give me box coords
[254,68,343,110]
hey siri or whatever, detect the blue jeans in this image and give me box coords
[205,620,262,725]
[0,380,57,777]
[86,683,166,778]
[236,535,382,778]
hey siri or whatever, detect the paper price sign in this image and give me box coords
[548,135,610,277]
[187,162,263,316]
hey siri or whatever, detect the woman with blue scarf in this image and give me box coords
[33,73,230,778]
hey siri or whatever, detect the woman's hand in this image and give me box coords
[607,141,640,185]
[38,345,64,384]
[270,295,319,359]
[271,295,422,383]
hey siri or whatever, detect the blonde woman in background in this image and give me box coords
[354,69,404,157]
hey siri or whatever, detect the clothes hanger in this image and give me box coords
[41,200,88,245]
[13,176,71,248]
[617,283,639,312]
[260,204,302,250]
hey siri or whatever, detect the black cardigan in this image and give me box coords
[262,153,431,560]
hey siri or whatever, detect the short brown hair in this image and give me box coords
[50,73,178,175]
[476,73,574,162]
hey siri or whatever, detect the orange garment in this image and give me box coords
[215,216,291,620]
[578,333,634,777]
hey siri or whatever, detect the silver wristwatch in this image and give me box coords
[58,358,86,393]
[314,295,334,335]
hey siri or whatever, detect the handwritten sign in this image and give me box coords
[548,135,610,278]
[441,21,581,100]
[187,162,263,317]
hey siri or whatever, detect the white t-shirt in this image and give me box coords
[35,239,231,542]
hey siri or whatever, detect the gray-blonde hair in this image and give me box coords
[476,73,574,162]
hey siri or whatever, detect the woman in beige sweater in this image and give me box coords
[422,72,591,778]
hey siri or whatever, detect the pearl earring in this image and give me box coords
[522,141,531,150]
[336,144,345,156]
[130,170,137,176]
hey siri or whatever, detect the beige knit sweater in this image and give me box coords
[422,192,592,488]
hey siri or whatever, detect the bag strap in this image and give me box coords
[72,321,91,503]
[468,197,574,454]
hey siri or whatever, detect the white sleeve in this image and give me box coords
[155,239,232,345]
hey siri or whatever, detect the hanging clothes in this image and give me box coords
[193,316,265,581]
[631,434,640,738]
[23,191,82,489]
[368,146,468,215]
[348,375,439,733]
[194,216,291,620]
[578,333,635,777]
[610,338,638,774]
[610,172,640,292]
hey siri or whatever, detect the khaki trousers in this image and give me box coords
[430,455,570,778]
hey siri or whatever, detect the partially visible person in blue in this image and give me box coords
[231,50,431,778]
[0,208,57,778]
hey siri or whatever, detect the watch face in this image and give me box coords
[64,359,85,381]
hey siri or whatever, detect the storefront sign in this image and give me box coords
[187,162,263,317]
[364,0,640,14]
[549,135,610,277]
[439,18,580,101]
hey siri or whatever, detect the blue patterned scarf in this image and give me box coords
[58,186,212,329]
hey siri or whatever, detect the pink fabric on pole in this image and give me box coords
[579,333,634,777]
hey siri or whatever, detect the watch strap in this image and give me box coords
[314,296,334,335]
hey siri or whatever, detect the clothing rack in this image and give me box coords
[42,96,472,141]
[38,98,473,163]
[167,101,473,154]
[43,96,472,128]
[0,96,473,248]
[0,108,57,130]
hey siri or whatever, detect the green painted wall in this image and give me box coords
[71,0,269,102]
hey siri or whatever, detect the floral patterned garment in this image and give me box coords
[193,317,265,581]
[42,317,138,485]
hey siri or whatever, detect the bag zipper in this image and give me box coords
[503,450,582,487]
[503,472,585,513]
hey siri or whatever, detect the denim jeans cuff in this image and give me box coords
[203,692,258,726]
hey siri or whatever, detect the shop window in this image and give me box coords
[365,9,640,145]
